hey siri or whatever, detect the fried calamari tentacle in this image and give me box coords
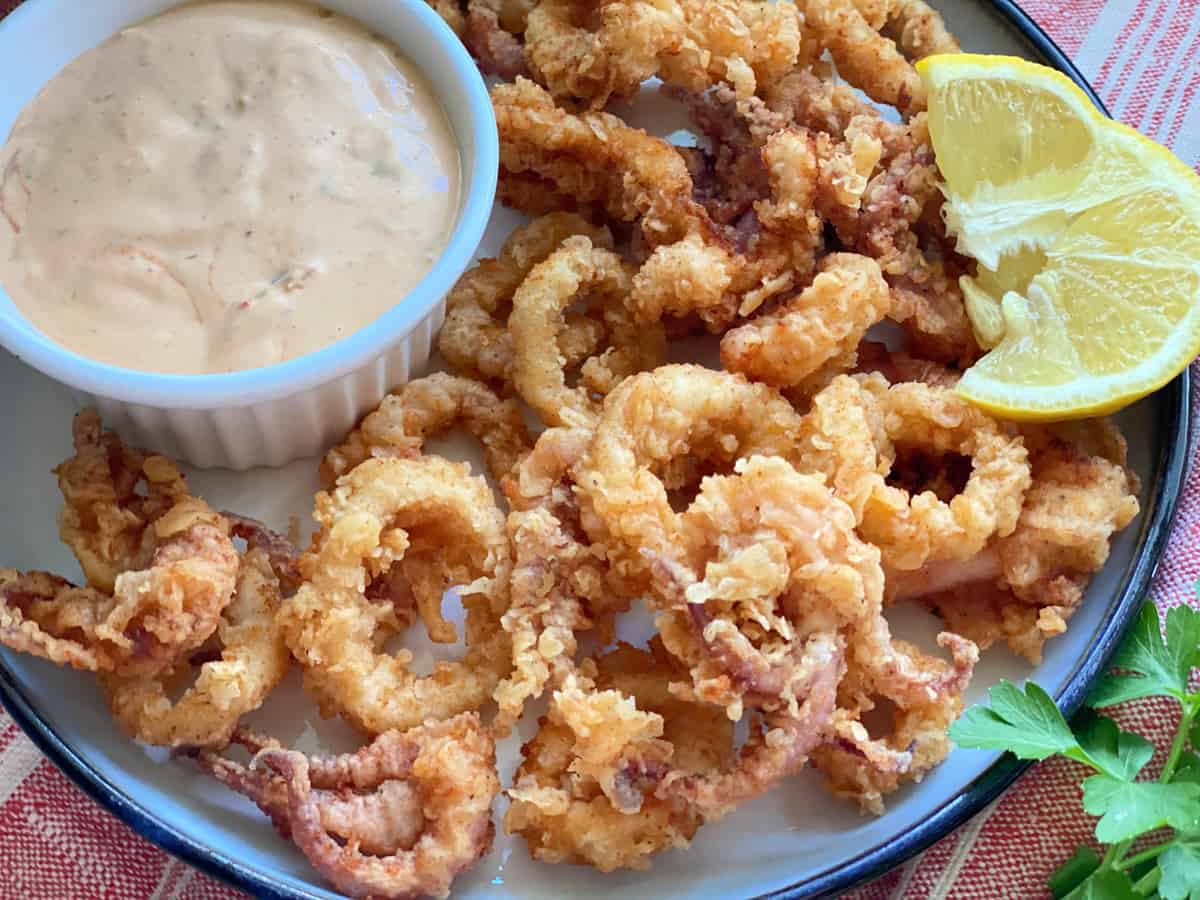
[913,423,1140,662]
[657,635,844,822]
[510,236,665,427]
[99,548,289,748]
[575,365,804,591]
[493,428,628,736]
[649,457,880,721]
[55,408,194,593]
[524,0,685,107]
[281,457,512,735]
[224,513,302,595]
[202,716,499,900]
[505,645,732,871]
[0,516,238,676]
[812,632,977,814]
[802,0,926,116]
[320,373,532,486]
[721,253,890,395]
[439,212,614,385]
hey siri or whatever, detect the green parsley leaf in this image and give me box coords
[1175,752,1200,785]
[1081,775,1200,843]
[1063,866,1140,900]
[1074,711,1154,781]
[1091,604,1200,707]
[1190,718,1200,751]
[950,680,1078,760]
[1161,839,1200,900]
[1049,846,1101,898]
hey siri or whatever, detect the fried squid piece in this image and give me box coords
[198,715,499,899]
[224,512,302,595]
[493,427,630,736]
[520,0,805,107]
[660,0,808,98]
[320,372,533,486]
[0,511,237,676]
[524,0,685,106]
[99,548,289,748]
[575,365,805,592]
[802,0,926,116]
[494,78,710,245]
[438,212,614,385]
[493,79,745,326]
[280,457,513,734]
[505,645,732,871]
[900,421,1140,662]
[510,235,665,428]
[798,374,1031,571]
[465,0,532,78]
[812,631,977,813]
[655,634,844,822]
[721,253,891,397]
[55,408,194,593]
[881,0,960,60]
[648,456,877,720]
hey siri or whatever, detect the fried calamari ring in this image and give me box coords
[0,511,238,676]
[798,374,1031,570]
[438,212,614,385]
[55,409,192,593]
[510,235,665,428]
[505,644,732,871]
[907,423,1140,663]
[200,715,499,900]
[575,365,804,590]
[721,253,890,395]
[98,548,289,748]
[866,380,1031,567]
[524,0,684,107]
[320,373,533,486]
[281,457,512,735]
[648,456,881,720]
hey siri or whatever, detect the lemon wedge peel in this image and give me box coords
[918,53,1200,420]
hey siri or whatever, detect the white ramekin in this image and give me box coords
[0,0,498,470]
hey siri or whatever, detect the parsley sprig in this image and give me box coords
[949,600,1200,898]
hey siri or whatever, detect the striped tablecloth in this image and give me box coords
[0,1,1197,897]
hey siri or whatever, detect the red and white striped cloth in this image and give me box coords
[0,1,1197,897]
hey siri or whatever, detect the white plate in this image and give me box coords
[0,1,1190,898]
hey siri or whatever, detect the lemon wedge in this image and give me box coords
[918,53,1200,419]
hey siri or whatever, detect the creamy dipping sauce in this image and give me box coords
[0,0,461,374]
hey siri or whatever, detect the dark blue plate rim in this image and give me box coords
[0,2,1191,900]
